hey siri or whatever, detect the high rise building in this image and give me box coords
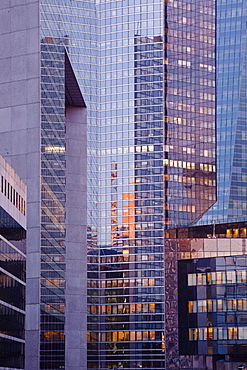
[0,1,97,369]
[198,0,247,225]
[92,0,216,368]
[162,2,247,368]
[2,0,246,369]
[0,154,26,370]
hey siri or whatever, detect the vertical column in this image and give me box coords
[0,1,41,369]
[65,106,87,370]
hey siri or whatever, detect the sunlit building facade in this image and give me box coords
[93,0,216,368]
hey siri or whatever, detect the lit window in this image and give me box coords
[188,273,196,286]
[188,301,193,313]
[226,271,236,284]
[207,328,213,340]
[207,300,212,312]
[239,327,247,340]
[198,273,206,285]
[45,146,65,153]
[198,300,207,312]
[189,328,198,341]
[237,270,246,283]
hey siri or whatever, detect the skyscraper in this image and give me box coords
[198,0,247,225]
[0,1,97,369]
[161,1,247,368]
[1,0,237,369]
[92,0,216,368]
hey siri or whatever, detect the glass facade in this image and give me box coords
[0,235,26,369]
[165,221,247,239]
[40,39,66,368]
[39,2,98,369]
[0,154,26,369]
[93,0,216,369]
[179,256,247,361]
[96,0,165,368]
[198,0,247,225]
[164,0,216,228]
[165,225,247,369]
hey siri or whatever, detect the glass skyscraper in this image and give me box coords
[162,3,247,369]
[198,0,247,225]
[89,0,216,368]
[1,0,234,368]
[0,1,97,369]
[40,3,98,368]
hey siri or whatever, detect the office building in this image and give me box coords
[198,0,247,225]
[93,0,216,368]
[165,223,247,370]
[163,1,247,368]
[1,0,246,369]
[94,0,247,368]
[0,154,26,369]
[0,1,96,369]
[161,0,247,368]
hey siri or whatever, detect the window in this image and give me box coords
[188,273,196,286]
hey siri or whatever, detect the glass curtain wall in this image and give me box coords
[96,0,215,368]
[96,0,164,368]
[197,0,247,225]
[164,0,216,229]
[40,1,98,369]
[0,236,26,369]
